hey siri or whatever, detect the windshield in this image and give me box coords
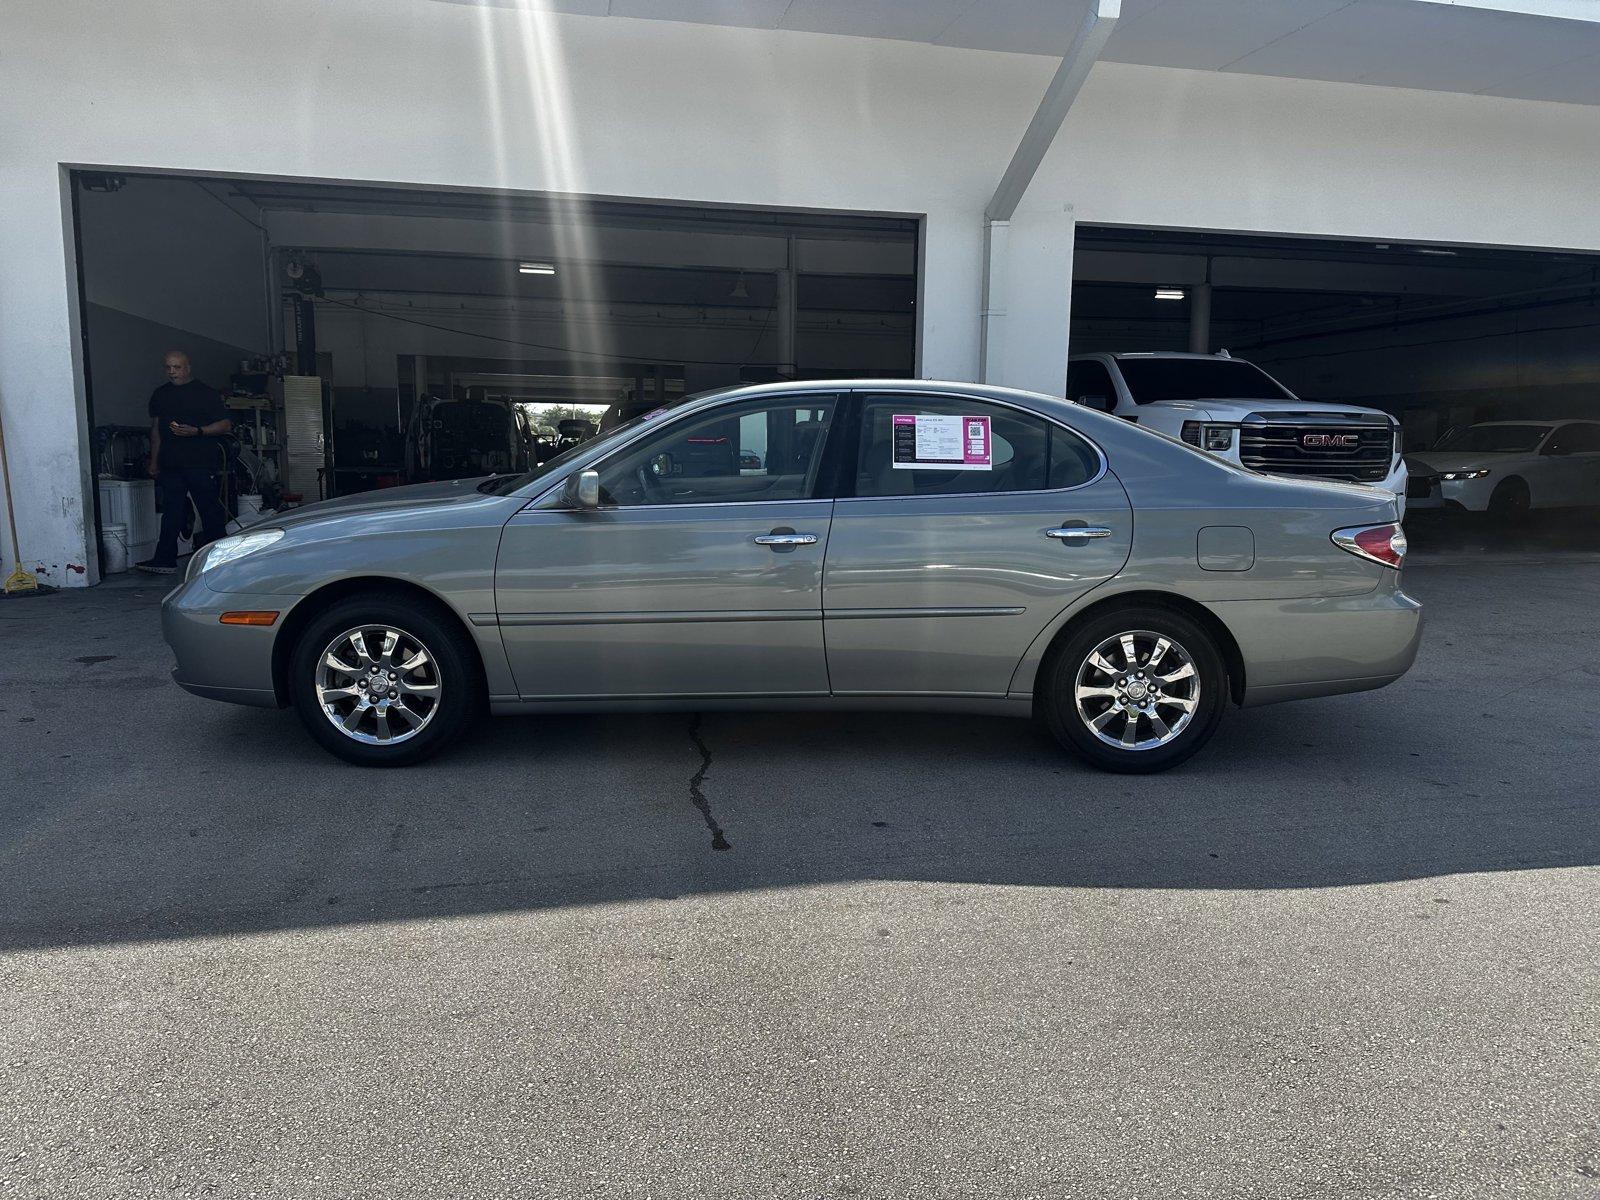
[1116,358,1294,404]
[1434,424,1549,454]
[475,388,721,495]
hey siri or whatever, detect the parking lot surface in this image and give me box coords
[2,557,1598,1199]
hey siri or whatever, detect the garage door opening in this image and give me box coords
[1071,225,1600,554]
[70,171,917,575]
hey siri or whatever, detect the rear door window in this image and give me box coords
[853,395,1098,497]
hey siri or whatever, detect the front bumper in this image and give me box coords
[161,575,286,708]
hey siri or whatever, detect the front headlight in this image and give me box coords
[1181,421,1234,451]
[1440,469,1490,481]
[193,529,285,575]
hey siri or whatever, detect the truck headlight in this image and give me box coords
[192,529,284,576]
[1180,422,1233,451]
[1439,470,1490,481]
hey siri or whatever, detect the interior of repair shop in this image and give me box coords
[73,171,916,576]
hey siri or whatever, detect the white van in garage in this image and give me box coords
[1068,351,1408,514]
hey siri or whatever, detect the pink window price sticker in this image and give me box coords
[962,416,991,467]
[891,413,994,470]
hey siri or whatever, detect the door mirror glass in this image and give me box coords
[573,469,601,508]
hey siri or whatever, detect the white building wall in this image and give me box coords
[3,0,1600,582]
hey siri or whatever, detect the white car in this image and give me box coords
[1406,420,1600,517]
[1069,352,1408,515]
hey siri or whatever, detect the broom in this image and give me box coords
[0,401,40,594]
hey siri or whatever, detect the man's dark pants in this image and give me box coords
[153,469,228,567]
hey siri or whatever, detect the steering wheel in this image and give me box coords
[635,463,668,504]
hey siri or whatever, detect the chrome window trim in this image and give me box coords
[521,384,1109,511]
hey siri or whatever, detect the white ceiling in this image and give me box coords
[440,0,1600,106]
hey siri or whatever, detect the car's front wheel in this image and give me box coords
[1041,605,1228,774]
[288,593,481,767]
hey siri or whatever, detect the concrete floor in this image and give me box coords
[2,558,1597,1199]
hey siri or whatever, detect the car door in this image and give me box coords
[495,393,840,700]
[1541,422,1600,506]
[822,391,1132,697]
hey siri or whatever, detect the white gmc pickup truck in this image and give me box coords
[1068,351,1408,515]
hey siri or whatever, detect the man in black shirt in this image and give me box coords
[135,350,233,574]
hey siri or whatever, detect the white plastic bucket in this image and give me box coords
[237,493,265,526]
[102,522,130,574]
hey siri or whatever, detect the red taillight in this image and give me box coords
[1332,523,1407,569]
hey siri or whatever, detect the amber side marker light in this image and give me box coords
[219,611,280,626]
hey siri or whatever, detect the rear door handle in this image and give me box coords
[754,532,818,547]
[1046,526,1112,543]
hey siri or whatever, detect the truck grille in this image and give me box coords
[1239,416,1394,483]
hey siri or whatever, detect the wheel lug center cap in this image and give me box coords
[1126,680,1150,701]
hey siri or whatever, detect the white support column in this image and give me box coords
[978,219,1009,385]
[989,208,1077,396]
[980,0,1118,392]
[917,209,984,383]
[0,163,97,587]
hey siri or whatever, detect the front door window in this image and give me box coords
[597,397,838,506]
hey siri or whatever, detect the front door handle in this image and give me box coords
[1046,526,1112,543]
[754,532,818,547]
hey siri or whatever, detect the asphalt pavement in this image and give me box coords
[2,557,1597,1199]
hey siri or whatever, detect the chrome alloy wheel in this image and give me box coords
[315,625,442,745]
[1073,629,1201,751]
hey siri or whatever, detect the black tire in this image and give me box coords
[288,591,482,767]
[1041,605,1229,774]
[1487,478,1530,522]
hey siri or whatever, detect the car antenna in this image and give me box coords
[1216,348,1232,359]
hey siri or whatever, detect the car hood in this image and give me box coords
[1155,398,1393,422]
[1405,451,1517,474]
[266,478,507,531]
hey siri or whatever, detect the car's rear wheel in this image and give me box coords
[289,593,481,767]
[1041,606,1228,774]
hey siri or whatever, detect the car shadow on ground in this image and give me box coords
[4,666,1595,953]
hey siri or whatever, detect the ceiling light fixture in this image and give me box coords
[1154,288,1186,300]
[1415,248,1457,257]
[518,262,556,275]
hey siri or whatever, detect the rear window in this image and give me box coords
[1116,358,1293,405]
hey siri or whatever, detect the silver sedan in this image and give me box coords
[162,380,1421,773]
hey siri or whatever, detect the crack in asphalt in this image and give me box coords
[687,713,732,851]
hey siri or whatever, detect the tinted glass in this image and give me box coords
[597,396,837,506]
[1436,424,1549,453]
[1068,360,1116,405]
[855,396,1097,497]
[1550,423,1600,453]
[1115,358,1293,404]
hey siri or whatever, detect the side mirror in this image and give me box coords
[1079,394,1116,414]
[573,469,601,508]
